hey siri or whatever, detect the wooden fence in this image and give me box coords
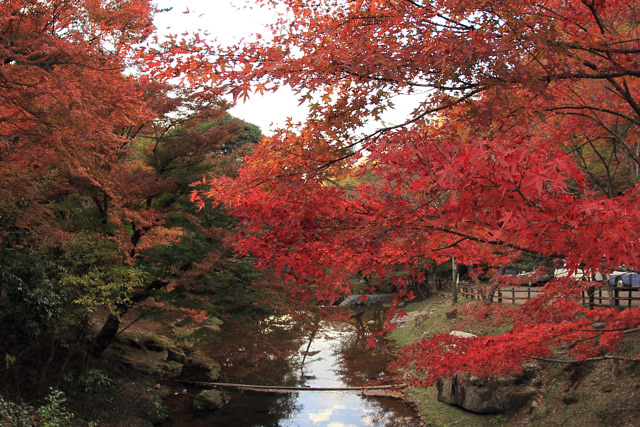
[459,284,640,308]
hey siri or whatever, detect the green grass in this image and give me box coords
[391,291,512,426]
[405,385,504,427]
[390,289,640,427]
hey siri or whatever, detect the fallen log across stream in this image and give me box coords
[176,380,407,397]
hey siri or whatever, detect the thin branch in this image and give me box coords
[532,355,640,363]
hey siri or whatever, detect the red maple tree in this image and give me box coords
[0,1,251,358]
[162,0,640,383]
[0,0,156,243]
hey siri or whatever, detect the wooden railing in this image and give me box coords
[459,284,640,308]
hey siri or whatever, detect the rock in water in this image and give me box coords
[193,390,226,411]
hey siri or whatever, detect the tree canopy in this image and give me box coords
[0,0,266,400]
[3,0,640,398]
[156,0,640,383]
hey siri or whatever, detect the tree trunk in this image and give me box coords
[603,275,616,308]
[587,285,595,309]
[475,266,506,305]
[452,258,458,304]
[92,312,122,356]
[91,280,167,356]
[483,284,500,304]
[612,358,620,380]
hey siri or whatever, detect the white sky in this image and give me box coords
[152,0,420,136]
[153,0,305,135]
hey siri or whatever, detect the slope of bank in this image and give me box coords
[390,290,640,427]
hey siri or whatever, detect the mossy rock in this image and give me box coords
[118,331,174,352]
[143,336,170,352]
[193,390,227,411]
[173,318,222,344]
[437,373,537,414]
[186,326,221,344]
[142,399,168,425]
[179,351,220,382]
[161,360,183,376]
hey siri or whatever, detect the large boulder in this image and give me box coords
[437,372,537,414]
[193,390,227,411]
[142,400,168,425]
[178,351,220,382]
[339,294,398,308]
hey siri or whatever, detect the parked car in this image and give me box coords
[554,268,582,280]
[553,264,634,285]
[609,271,640,288]
[516,271,552,286]
[553,267,591,281]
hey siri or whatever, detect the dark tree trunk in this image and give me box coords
[452,258,459,304]
[91,280,167,356]
[92,313,122,356]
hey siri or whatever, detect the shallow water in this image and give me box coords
[163,310,424,426]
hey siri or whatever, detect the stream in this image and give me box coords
[163,308,424,426]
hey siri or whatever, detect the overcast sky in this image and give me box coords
[152,0,306,135]
[152,0,421,136]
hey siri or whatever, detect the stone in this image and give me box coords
[339,294,396,308]
[143,337,167,352]
[393,311,425,327]
[178,352,220,382]
[449,330,477,339]
[193,390,226,411]
[414,313,428,326]
[445,308,458,319]
[166,347,187,363]
[437,373,537,414]
[142,400,168,425]
[562,391,579,405]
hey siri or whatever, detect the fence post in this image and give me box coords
[512,288,515,305]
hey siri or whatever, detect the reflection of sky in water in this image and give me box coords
[280,327,391,427]
[282,391,376,426]
[164,315,422,427]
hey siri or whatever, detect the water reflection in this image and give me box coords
[163,309,423,426]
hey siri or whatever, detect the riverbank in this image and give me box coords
[52,302,226,426]
[20,287,640,426]
[389,290,640,426]
[60,297,423,426]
